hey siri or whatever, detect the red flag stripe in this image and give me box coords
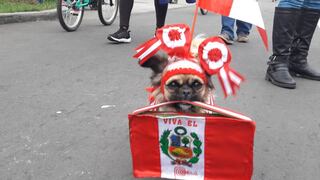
[257,27,269,50]
[204,117,255,180]
[197,0,233,16]
[129,115,161,177]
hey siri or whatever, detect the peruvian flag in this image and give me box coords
[197,0,268,50]
[129,101,255,180]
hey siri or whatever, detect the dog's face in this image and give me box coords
[164,74,210,112]
[141,54,214,112]
[164,74,207,101]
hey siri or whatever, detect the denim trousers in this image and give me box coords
[278,0,320,9]
[220,16,252,40]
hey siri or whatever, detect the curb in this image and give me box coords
[0,9,57,25]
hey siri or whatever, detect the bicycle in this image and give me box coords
[57,0,119,32]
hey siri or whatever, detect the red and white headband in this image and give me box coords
[160,59,208,93]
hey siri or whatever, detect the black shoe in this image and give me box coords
[265,56,296,89]
[107,28,131,43]
[289,60,320,81]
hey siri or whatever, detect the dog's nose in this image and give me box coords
[182,89,192,99]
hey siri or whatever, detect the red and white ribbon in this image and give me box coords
[133,38,162,65]
[133,24,191,65]
[198,36,244,97]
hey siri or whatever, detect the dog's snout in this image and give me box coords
[182,86,192,99]
[183,90,191,96]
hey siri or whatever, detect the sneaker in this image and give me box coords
[218,33,234,45]
[237,33,249,43]
[107,28,131,43]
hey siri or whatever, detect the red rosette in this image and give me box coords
[156,24,191,57]
[198,36,232,75]
[198,36,244,97]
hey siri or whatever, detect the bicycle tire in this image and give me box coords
[97,0,119,25]
[200,8,208,15]
[57,0,85,32]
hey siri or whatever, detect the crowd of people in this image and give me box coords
[107,0,320,89]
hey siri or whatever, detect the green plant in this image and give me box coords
[0,0,56,13]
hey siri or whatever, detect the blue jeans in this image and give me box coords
[278,0,320,9]
[220,16,252,40]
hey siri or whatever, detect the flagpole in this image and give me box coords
[190,1,199,52]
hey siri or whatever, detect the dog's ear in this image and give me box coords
[140,54,168,74]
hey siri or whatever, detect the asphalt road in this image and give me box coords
[1,1,320,180]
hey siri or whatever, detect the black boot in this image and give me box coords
[265,7,300,89]
[289,8,320,81]
[266,56,296,89]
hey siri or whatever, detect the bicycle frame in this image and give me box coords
[75,0,91,8]
[71,0,114,9]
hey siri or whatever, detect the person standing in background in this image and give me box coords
[265,0,320,89]
[218,16,252,45]
[107,0,168,43]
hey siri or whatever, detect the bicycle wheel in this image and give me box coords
[57,0,85,32]
[200,8,208,15]
[97,0,119,25]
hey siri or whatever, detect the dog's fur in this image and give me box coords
[142,54,214,113]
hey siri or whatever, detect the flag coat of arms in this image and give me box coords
[128,101,255,180]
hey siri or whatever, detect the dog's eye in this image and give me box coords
[191,81,203,89]
[167,81,180,88]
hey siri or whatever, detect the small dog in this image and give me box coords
[141,37,215,113]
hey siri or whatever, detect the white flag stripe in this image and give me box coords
[318,20,320,28]
[228,0,265,29]
[138,40,162,60]
[158,116,205,180]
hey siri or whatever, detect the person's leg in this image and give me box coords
[265,1,302,89]
[235,20,252,42]
[219,16,235,44]
[289,0,320,80]
[154,0,168,29]
[236,20,252,36]
[119,0,134,29]
[107,0,133,43]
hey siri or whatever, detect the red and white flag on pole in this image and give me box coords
[129,101,255,180]
[197,0,268,50]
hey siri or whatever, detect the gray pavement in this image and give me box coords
[1,1,320,180]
